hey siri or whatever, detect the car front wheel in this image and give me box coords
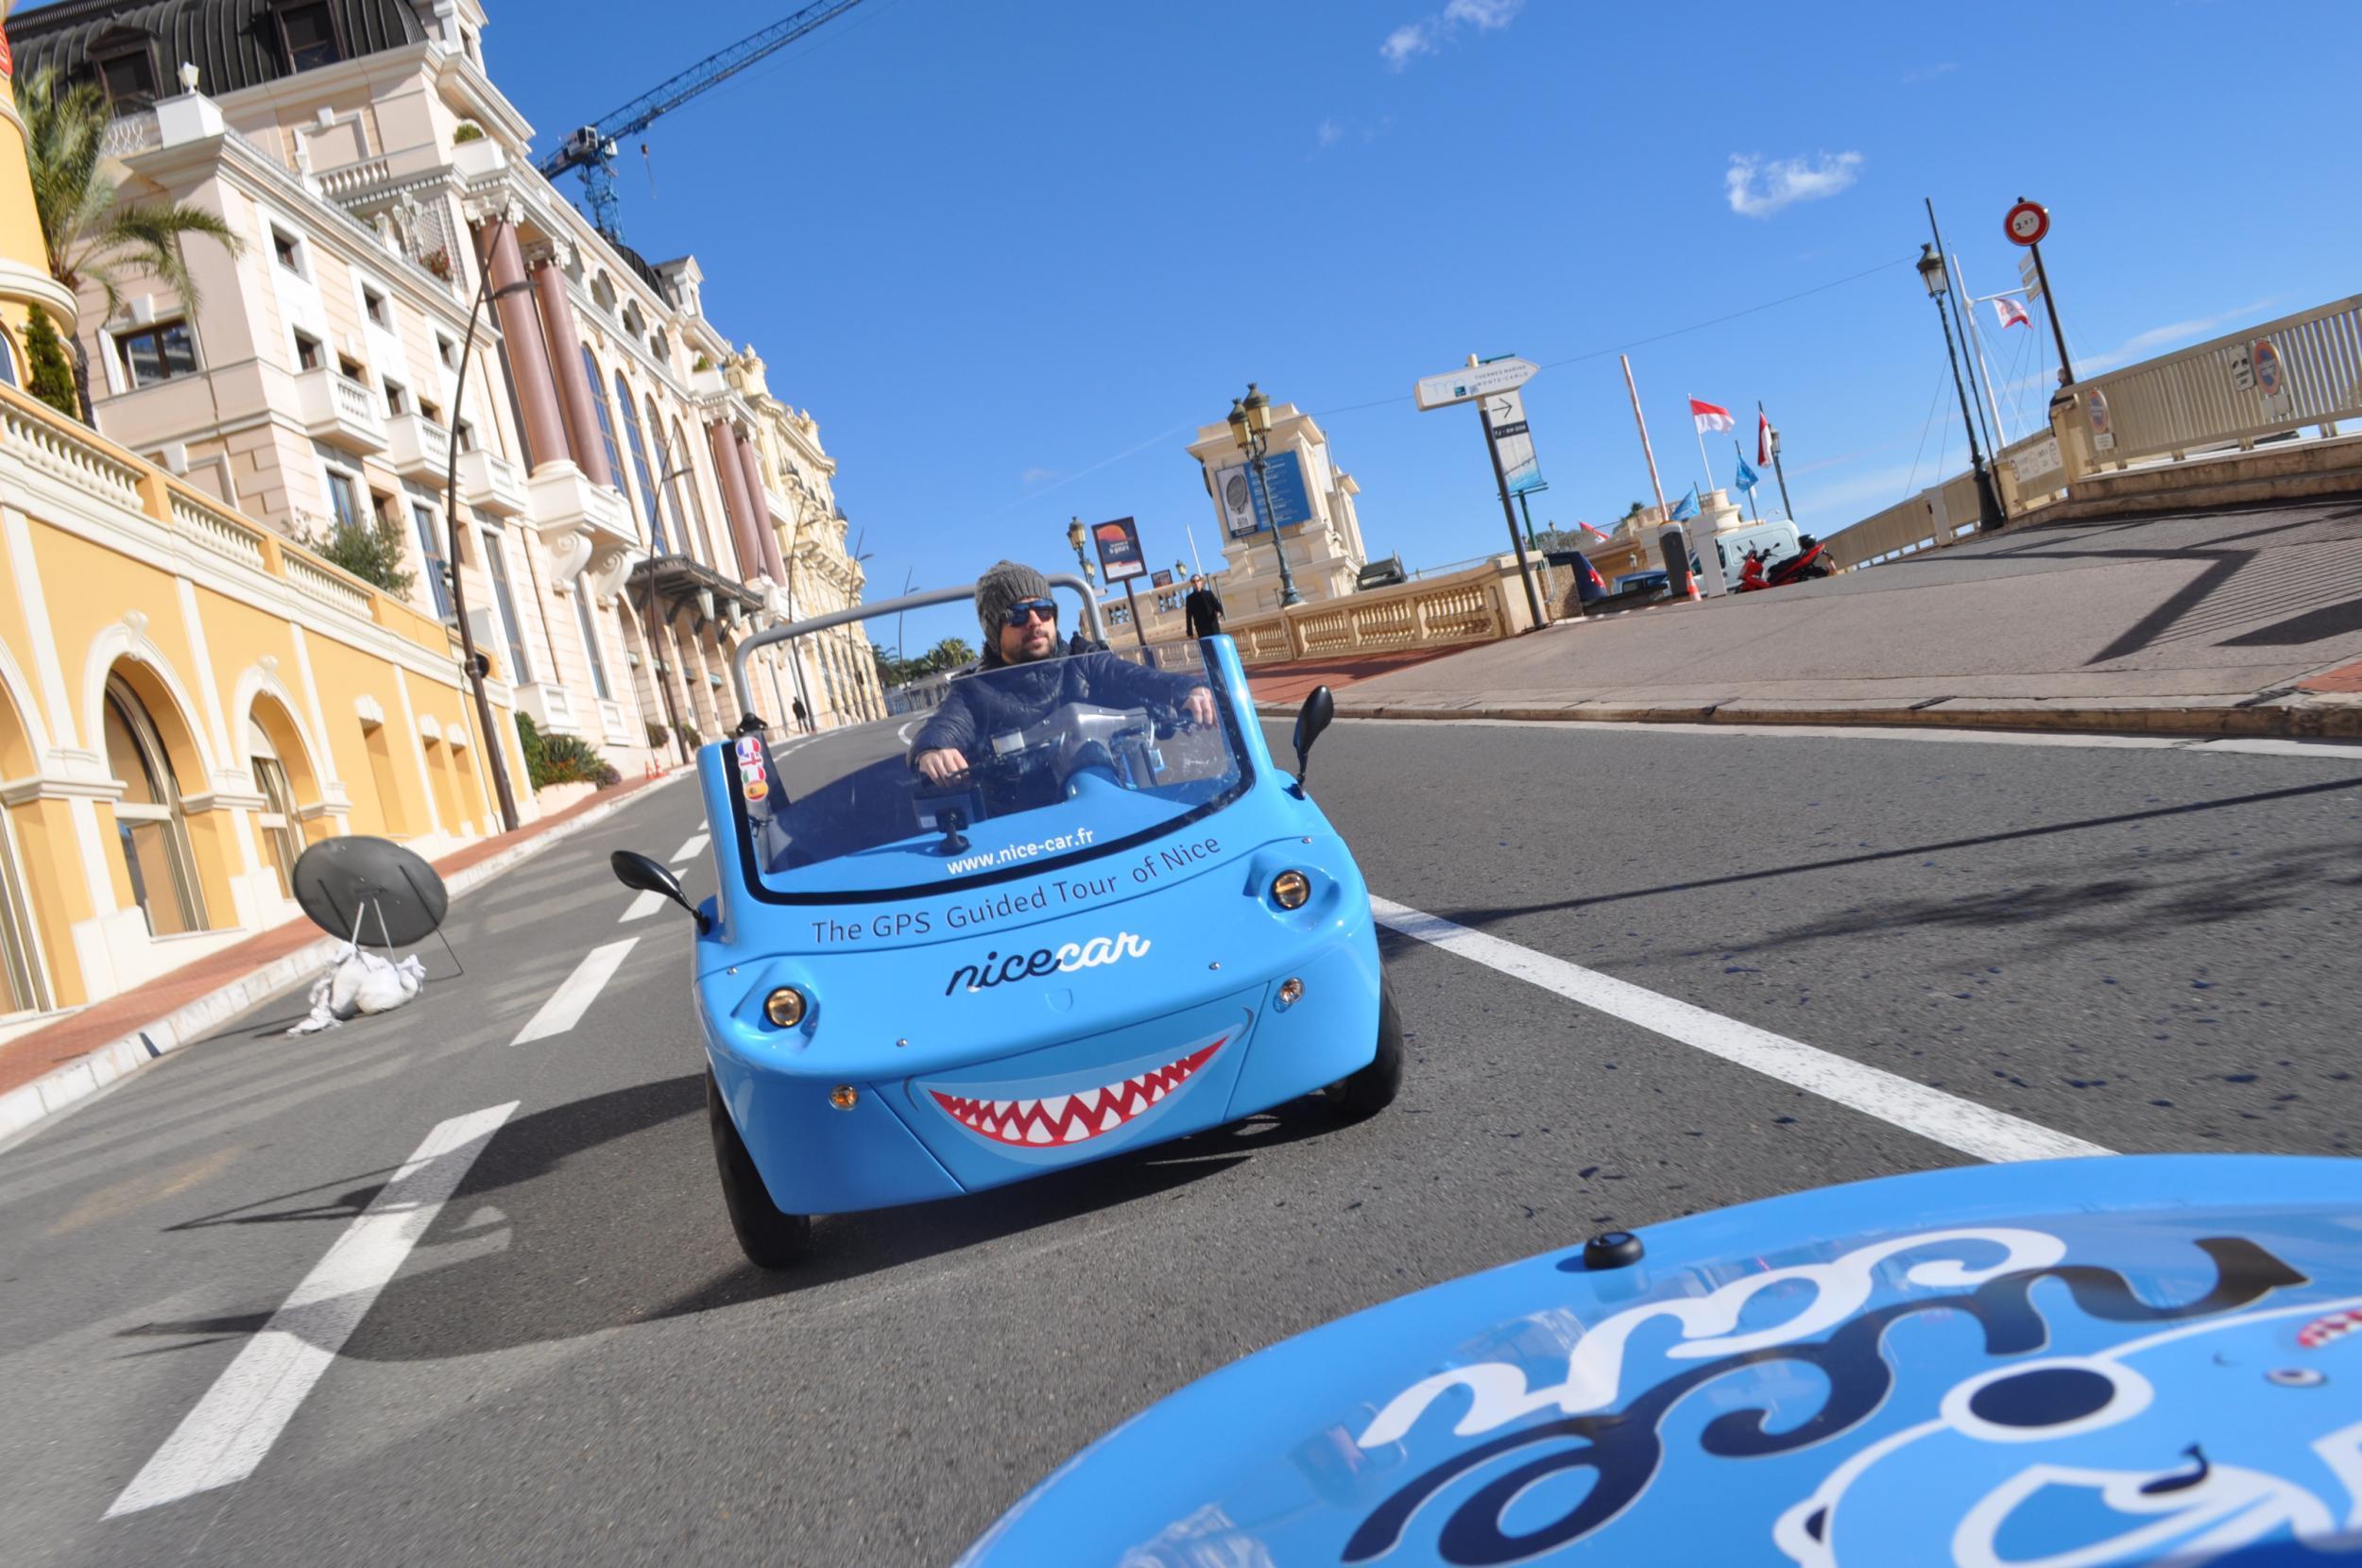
[708,1069,813,1269]
[1322,980,1404,1121]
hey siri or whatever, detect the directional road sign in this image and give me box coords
[1414,357,1537,412]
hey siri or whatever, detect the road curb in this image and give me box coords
[0,771,690,1145]
[1260,693,2362,739]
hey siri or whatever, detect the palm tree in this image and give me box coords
[15,66,243,423]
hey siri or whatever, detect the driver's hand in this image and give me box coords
[1185,686,1217,728]
[915,747,969,782]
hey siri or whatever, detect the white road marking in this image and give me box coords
[1371,896,2111,1165]
[105,1102,518,1517]
[508,939,638,1046]
[619,889,669,923]
[669,832,709,862]
[1340,716,2362,760]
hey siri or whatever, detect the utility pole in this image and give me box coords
[444,219,521,832]
[1926,199,1998,464]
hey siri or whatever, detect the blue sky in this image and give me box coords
[107,0,2362,648]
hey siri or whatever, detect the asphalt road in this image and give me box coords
[5,718,2361,1566]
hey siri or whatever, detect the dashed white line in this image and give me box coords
[508,939,638,1046]
[619,889,669,923]
[105,1102,518,1517]
[669,832,709,863]
[1371,896,2111,1165]
[1341,715,2362,761]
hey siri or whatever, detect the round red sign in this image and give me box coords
[2005,199,2049,247]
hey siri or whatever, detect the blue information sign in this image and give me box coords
[1235,451,1315,537]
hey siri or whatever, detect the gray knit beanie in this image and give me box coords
[974,559,1054,643]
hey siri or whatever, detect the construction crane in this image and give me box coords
[536,0,870,246]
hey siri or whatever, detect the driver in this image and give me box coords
[912,561,1220,783]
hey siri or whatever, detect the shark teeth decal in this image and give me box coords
[929,1039,1226,1148]
[2299,1308,2362,1350]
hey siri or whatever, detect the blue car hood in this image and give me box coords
[960,1154,2362,1566]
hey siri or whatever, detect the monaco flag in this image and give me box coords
[1992,296,2032,330]
[1757,410,1775,466]
[1689,398,1735,434]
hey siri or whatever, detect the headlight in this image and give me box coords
[1272,870,1311,910]
[764,986,808,1028]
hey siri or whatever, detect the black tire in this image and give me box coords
[1323,980,1404,1121]
[708,1069,813,1270]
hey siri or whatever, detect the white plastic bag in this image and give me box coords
[285,940,427,1035]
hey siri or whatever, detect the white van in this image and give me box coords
[1709,520,1803,574]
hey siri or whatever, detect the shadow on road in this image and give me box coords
[119,1072,1345,1359]
[1429,773,2362,934]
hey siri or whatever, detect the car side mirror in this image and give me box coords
[610,849,710,933]
[1292,685,1334,789]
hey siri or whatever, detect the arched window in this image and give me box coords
[103,674,207,935]
[248,716,303,899]
[0,323,19,389]
[668,418,714,566]
[581,347,625,503]
[615,371,665,552]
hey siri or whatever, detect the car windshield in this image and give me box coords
[731,640,1251,901]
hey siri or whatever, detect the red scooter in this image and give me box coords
[1736,535,1833,591]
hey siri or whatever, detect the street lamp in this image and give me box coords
[1225,383,1302,607]
[1916,244,2007,533]
[1065,516,1097,585]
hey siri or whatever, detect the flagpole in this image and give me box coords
[1688,392,1715,497]
[1950,249,2012,447]
[1735,441,1759,520]
[1620,355,1668,521]
[1759,401,1795,522]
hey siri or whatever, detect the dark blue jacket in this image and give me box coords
[911,650,1203,763]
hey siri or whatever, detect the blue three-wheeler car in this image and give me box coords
[613,574,1398,1267]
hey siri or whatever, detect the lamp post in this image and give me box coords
[1916,244,2007,533]
[1225,383,1302,607]
[442,218,521,830]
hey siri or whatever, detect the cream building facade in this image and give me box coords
[9,0,882,769]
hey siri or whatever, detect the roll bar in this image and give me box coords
[729,572,1106,732]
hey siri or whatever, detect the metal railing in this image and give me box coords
[2080,294,2362,465]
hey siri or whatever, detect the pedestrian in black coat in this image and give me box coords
[1182,574,1225,639]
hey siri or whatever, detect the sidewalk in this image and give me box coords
[1278,497,2362,738]
[0,768,687,1139]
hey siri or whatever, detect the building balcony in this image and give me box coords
[293,367,386,454]
[458,447,527,516]
[526,465,640,591]
[513,681,579,736]
[383,411,454,479]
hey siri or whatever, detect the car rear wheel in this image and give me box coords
[708,1069,813,1269]
[1322,980,1404,1121]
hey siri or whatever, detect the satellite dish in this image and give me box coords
[292,836,449,947]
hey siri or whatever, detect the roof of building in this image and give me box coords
[8,0,430,97]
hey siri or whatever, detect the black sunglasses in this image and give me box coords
[1001,598,1059,627]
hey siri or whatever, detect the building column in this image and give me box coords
[708,420,763,582]
[529,249,611,487]
[734,432,788,584]
[474,222,569,475]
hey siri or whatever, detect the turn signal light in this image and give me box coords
[764,986,808,1028]
[829,1084,858,1110]
[1272,870,1311,910]
[1276,978,1305,1011]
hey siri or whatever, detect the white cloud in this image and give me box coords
[2079,297,2279,372]
[1018,467,1061,488]
[1445,0,1523,26]
[1902,61,1958,83]
[1381,0,1522,69]
[1316,117,1344,149]
[1380,23,1433,68]
[1725,151,1864,219]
